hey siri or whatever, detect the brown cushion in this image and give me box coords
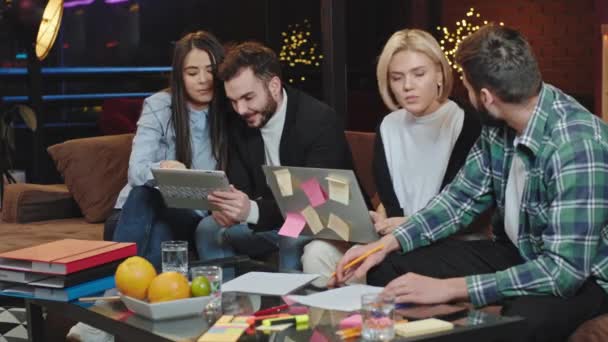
[1,183,80,223]
[345,131,377,200]
[47,134,133,223]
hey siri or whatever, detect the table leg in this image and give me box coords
[25,301,45,342]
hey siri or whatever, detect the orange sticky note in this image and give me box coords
[300,178,328,207]
[278,212,307,238]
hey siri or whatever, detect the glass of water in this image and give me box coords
[361,293,395,341]
[161,240,188,277]
[191,265,222,313]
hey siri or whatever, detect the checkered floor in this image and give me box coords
[0,307,28,342]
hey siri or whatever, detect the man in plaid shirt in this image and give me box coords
[334,25,608,341]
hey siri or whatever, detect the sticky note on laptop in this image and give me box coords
[326,175,350,205]
[327,213,350,241]
[278,212,307,238]
[301,205,324,234]
[300,178,328,207]
[274,169,293,196]
[394,318,454,338]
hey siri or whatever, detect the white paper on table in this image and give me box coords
[287,284,383,312]
[222,272,319,296]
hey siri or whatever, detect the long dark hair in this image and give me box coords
[169,31,228,169]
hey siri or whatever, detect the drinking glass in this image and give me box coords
[191,265,222,312]
[161,240,188,277]
[361,293,395,341]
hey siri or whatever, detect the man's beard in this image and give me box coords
[474,107,505,128]
[257,92,278,128]
[468,93,505,128]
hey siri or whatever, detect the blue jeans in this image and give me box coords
[113,186,203,269]
[195,215,312,272]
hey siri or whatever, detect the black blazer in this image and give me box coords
[373,109,481,218]
[226,86,356,230]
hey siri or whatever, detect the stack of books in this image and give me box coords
[0,239,136,301]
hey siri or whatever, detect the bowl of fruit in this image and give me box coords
[115,257,213,320]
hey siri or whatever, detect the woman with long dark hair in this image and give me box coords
[109,30,228,269]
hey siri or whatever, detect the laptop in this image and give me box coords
[262,165,378,244]
[151,168,229,210]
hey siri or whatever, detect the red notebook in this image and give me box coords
[0,239,136,275]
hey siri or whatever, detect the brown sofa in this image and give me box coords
[0,132,378,251]
[0,132,605,341]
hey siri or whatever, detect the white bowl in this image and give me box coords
[121,295,212,320]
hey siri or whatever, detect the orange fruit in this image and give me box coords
[115,256,157,300]
[147,272,191,303]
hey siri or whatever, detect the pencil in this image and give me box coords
[330,244,384,278]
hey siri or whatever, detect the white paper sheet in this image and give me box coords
[222,272,319,296]
[287,284,383,312]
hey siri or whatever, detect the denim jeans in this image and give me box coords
[195,215,312,272]
[113,185,203,269]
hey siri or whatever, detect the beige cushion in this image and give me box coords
[1,183,79,223]
[47,134,133,223]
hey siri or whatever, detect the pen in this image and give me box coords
[254,304,289,316]
[246,314,291,326]
[262,314,309,326]
[330,244,384,278]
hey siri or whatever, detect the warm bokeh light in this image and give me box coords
[279,19,322,84]
[437,8,505,76]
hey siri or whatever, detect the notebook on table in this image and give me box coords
[0,239,136,275]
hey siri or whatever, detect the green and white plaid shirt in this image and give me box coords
[393,84,608,307]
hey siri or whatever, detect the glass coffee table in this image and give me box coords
[24,259,525,341]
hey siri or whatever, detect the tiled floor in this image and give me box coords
[0,307,27,342]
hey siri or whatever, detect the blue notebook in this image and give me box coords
[0,275,115,301]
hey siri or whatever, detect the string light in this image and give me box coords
[279,19,322,84]
[437,8,505,75]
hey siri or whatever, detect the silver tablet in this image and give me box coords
[151,168,229,210]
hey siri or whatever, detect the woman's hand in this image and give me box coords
[160,160,187,169]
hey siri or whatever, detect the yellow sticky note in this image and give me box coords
[197,323,249,342]
[301,205,324,234]
[326,176,350,205]
[216,315,234,324]
[327,213,350,241]
[394,318,454,338]
[274,169,293,196]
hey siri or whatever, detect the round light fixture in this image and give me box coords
[35,0,63,60]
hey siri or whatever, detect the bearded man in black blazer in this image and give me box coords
[195,41,356,271]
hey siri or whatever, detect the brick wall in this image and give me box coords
[441,0,599,111]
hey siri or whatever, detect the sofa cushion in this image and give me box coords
[47,134,134,223]
[0,218,103,253]
[1,184,80,223]
[345,131,376,200]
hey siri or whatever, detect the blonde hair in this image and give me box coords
[377,29,453,111]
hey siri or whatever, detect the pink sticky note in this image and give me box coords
[300,178,328,207]
[339,314,362,329]
[278,212,307,238]
[310,329,329,342]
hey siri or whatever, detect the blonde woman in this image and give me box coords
[302,29,480,286]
